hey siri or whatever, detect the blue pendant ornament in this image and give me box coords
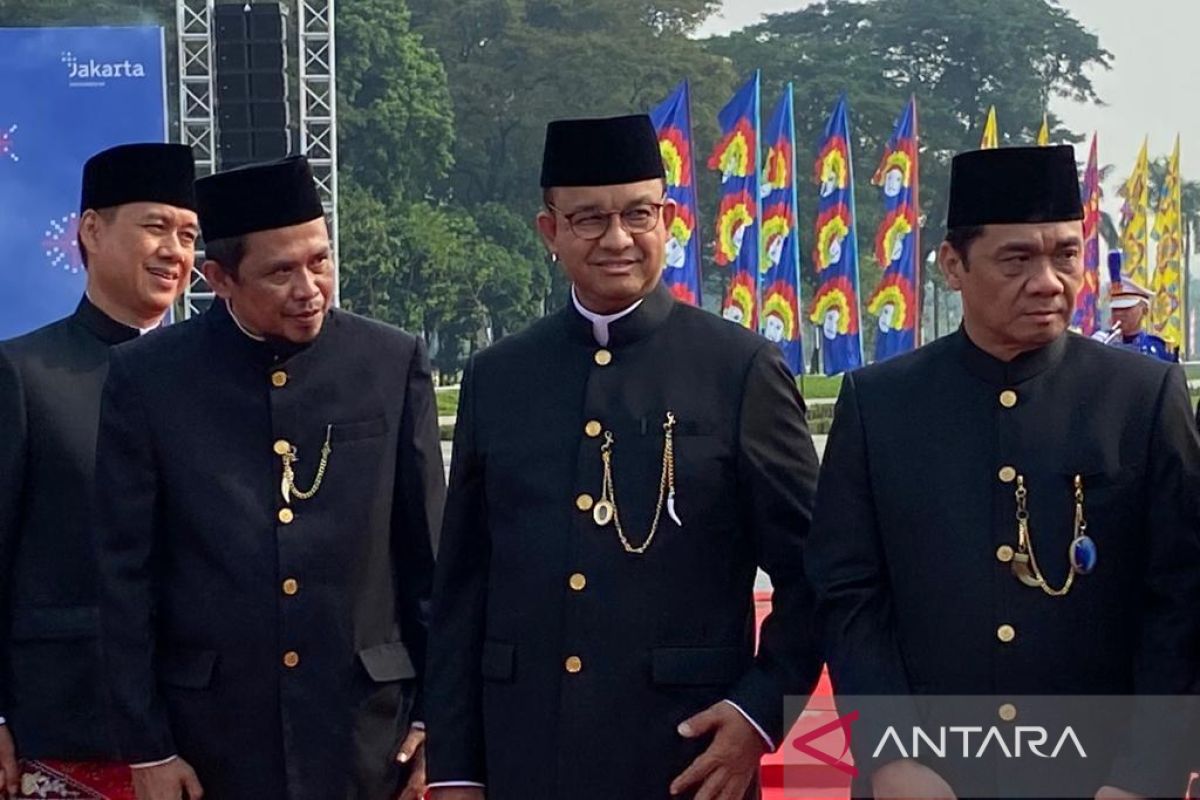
[1070,535,1097,575]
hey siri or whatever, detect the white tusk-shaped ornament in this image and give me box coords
[667,490,682,527]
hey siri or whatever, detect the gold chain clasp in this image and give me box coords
[280,424,333,505]
[593,411,679,554]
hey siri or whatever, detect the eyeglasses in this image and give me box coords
[547,200,666,241]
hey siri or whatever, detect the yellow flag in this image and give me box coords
[1036,113,1050,146]
[980,106,999,149]
[1151,135,1183,352]
[1119,138,1151,287]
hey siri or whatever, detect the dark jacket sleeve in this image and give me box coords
[424,356,490,784]
[0,347,27,716]
[393,336,445,722]
[724,344,823,747]
[93,349,175,762]
[1108,365,1200,792]
[803,372,920,772]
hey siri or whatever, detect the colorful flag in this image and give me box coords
[708,72,761,329]
[980,106,999,149]
[1036,113,1050,146]
[758,84,803,374]
[650,81,703,306]
[1119,137,1151,287]
[1151,135,1183,351]
[866,96,919,363]
[809,94,863,374]
[1072,133,1102,336]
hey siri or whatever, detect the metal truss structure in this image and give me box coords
[177,0,217,316]
[297,0,340,306]
[178,0,340,316]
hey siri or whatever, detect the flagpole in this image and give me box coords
[844,93,864,366]
[752,69,763,330]
[911,95,922,348]
[785,82,803,374]
[683,79,703,308]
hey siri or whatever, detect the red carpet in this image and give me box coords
[756,591,851,800]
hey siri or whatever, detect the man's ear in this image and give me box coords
[201,259,234,300]
[939,241,966,291]
[535,210,558,256]
[78,209,104,259]
[662,197,678,229]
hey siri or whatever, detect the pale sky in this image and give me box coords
[699,0,1199,214]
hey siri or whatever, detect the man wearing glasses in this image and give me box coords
[424,115,822,800]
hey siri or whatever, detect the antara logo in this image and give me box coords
[872,725,1088,760]
[61,51,146,87]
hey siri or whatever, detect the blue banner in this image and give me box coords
[809,94,864,375]
[759,85,804,375]
[650,81,703,307]
[708,72,761,329]
[866,97,919,363]
[0,26,167,339]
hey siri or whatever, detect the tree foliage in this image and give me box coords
[0,0,1133,367]
[408,0,739,308]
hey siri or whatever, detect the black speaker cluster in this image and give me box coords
[213,3,290,169]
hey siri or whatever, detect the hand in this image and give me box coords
[395,726,426,800]
[131,758,204,800]
[428,789,484,800]
[1095,786,1146,800]
[871,759,956,800]
[0,725,18,798]
[669,702,768,799]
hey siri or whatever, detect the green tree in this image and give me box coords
[408,0,737,308]
[471,201,551,337]
[337,178,410,325]
[0,1,172,25]
[336,0,455,201]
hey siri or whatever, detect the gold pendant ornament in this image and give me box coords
[592,500,615,527]
[279,424,333,506]
[1008,474,1094,597]
[593,412,680,554]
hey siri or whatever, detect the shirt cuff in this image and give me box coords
[427,782,486,789]
[0,716,6,726]
[723,699,776,751]
[410,720,425,730]
[131,755,178,769]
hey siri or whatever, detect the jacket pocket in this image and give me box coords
[358,641,417,682]
[10,606,98,641]
[481,640,515,682]
[1058,462,1138,489]
[158,647,218,689]
[651,646,745,686]
[331,416,388,443]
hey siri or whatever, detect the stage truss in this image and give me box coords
[178,0,340,317]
